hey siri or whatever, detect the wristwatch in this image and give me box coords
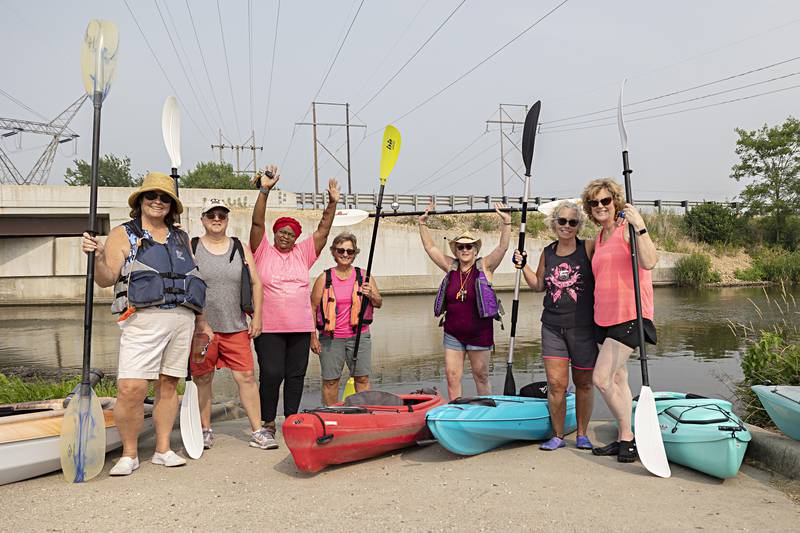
[259,187,271,195]
[637,227,648,236]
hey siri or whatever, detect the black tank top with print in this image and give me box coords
[541,238,595,328]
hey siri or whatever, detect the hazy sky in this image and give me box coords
[2,0,799,202]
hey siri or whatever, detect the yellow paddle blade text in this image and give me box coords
[379,125,401,184]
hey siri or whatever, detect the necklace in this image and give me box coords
[457,265,474,302]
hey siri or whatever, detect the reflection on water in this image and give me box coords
[1,286,795,416]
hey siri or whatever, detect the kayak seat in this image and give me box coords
[343,390,404,407]
[450,397,497,407]
[520,382,549,399]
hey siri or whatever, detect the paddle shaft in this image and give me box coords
[171,166,181,224]
[350,184,385,368]
[80,90,103,387]
[622,150,650,387]
[507,173,530,365]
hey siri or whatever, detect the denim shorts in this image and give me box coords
[443,332,493,352]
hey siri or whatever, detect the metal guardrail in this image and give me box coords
[296,192,739,214]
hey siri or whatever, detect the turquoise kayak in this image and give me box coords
[751,385,800,440]
[633,392,750,480]
[426,394,576,456]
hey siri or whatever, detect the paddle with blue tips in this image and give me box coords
[60,19,119,483]
[504,101,541,396]
[618,79,671,478]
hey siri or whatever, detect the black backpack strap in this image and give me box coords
[230,236,245,263]
[354,266,364,284]
[191,237,199,254]
[325,268,332,288]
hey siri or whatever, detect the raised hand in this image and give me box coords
[327,179,341,205]
[495,202,511,225]
[256,164,280,190]
[419,201,435,225]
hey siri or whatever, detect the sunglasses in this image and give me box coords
[557,218,579,227]
[456,243,474,251]
[335,248,356,256]
[203,211,228,221]
[142,191,172,203]
[587,196,613,208]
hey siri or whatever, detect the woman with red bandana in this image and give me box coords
[249,164,340,448]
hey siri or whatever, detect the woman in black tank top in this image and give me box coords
[513,201,597,451]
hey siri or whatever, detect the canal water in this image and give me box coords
[0,286,794,418]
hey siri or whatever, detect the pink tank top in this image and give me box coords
[331,269,369,338]
[592,224,654,327]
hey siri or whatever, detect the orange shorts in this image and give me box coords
[190,330,254,376]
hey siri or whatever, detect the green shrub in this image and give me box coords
[747,248,800,283]
[510,211,546,237]
[683,202,741,244]
[471,214,497,232]
[735,265,766,282]
[0,372,185,403]
[674,252,720,286]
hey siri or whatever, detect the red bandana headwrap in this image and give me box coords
[272,216,302,238]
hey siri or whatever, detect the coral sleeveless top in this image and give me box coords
[592,224,654,327]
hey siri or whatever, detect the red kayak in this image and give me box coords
[283,391,444,473]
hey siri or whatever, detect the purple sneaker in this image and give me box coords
[576,435,594,450]
[539,436,566,451]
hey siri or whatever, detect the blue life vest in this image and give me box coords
[111,219,206,315]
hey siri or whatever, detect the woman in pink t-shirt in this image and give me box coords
[249,165,340,448]
[582,177,658,463]
[310,232,383,405]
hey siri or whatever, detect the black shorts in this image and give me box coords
[541,323,598,370]
[594,319,657,350]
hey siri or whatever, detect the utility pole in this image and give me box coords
[210,129,263,176]
[296,101,366,207]
[485,103,528,197]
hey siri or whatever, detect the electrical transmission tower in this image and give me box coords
[211,130,263,176]
[0,95,86,185]
[485,103,528,197]
[296,101,366,199]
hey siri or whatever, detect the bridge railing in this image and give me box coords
[295,192,739,214]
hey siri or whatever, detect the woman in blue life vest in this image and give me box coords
[419,202,511,400]
[513,200,597,452]
[81,172,213,476]
[310,232,382,405]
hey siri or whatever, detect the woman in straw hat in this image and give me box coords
[81,171,213,476]
[418,203,511,400]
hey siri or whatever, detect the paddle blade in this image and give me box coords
[162,96,182,169]
[341,377,356,401]
[634,386,671,478]
[59,385,106,482]
[332,209,369,227]
[617,79,629,152]
[521,101,541,176]
[379,125,401,184]
[80,20,119,100]
[503,364,516,396]
[180,381,204,459]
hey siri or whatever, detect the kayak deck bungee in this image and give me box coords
[426,393,577,456]
[751,385,800,440]
[283,391,444,473]
[632,392,750,480]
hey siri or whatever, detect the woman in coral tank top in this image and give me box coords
[582,178,658,464]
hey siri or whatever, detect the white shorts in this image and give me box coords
[117,307,195,380]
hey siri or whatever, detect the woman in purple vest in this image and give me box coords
[419,203,511,400]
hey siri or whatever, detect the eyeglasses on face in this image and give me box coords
[557,218,579,227]
[456,243,474,251]
[587,196,613,208]
[203,211,228,221]
[143,191,172,203]
[335,247,356,256]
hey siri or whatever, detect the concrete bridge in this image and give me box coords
[0,184,680,305]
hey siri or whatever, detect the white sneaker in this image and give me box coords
[151,450,187,467]
[109,456,139,476]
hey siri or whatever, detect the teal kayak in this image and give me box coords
[633,392,750,480]
[751,385,800,440]
[426,394,576,456]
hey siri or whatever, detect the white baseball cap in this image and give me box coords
[201,197,231,214]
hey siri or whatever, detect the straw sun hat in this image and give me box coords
[127,171,184,214]
[448,230,482,255]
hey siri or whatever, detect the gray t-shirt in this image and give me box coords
[194,238,248,333]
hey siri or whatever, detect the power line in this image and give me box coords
[185,0,229,133]
[153,0,217,133]
[543,82,800,134]
[420,137,501,192]
[0,88,48,121]
[260,0,281,143]
[543,55,800,125]
[122,0,210,143]
[433,153,500,195]
[216,0,242,139]
[402,130,487,193]
[385,0,570,130]
[248,0,255,134]
[542,70,800,130]
[311,0,366,103]
[355,0,466,115]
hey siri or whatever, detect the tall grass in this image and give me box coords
[674,253,721,286]
[0,373,185,404]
